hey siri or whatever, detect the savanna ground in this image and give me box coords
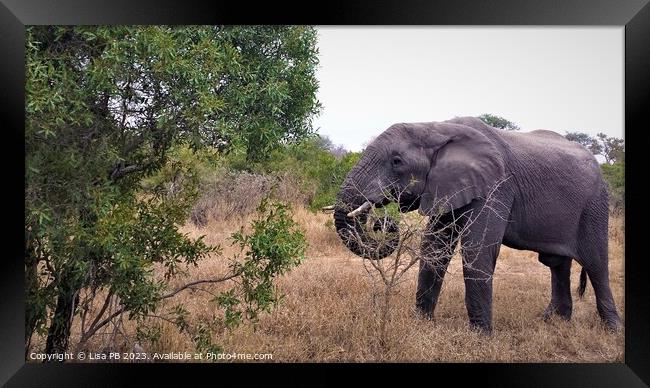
[60,206,623,363]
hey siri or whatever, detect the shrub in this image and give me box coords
[256,137,362,211]
[166,198,307,352]
[601,161,624,213]
[189,170,313,226]
[218,199,307,327]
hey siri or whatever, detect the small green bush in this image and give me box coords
[601,161,624,212]
[219,199,307,328]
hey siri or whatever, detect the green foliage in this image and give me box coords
[155,199,307,354]
[312,150,362,209]
[258,136,361,209]
[193,323,224,355]
[601,160,625,211]
[215,27,322,161]
[25,25,320,354]
[379,203,402,222]
[212,135,359,209]
[217,199,307,328]
[140,143,222,195]
[135,323,163,346]
[477,113,520,131]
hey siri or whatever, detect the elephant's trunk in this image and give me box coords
[334,149,401,260]
[333,205,400,260]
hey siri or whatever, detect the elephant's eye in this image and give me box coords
[391,156,403,167]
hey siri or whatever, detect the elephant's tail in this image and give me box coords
[578,267,588,298]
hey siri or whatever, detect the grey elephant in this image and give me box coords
[333,116,621,333]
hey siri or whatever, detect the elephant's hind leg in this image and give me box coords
[583,267,621,330]
[576,243,622,331]
[538,253,573,321]
[576,193,621,331]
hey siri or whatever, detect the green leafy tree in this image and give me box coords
[477,113,521,131]
[25,26,319,358]
[598,134,625,211]
[215,26,322,161]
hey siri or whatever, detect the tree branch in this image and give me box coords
[109,164,147,181]
[76,269,243,347]
[159,270,243,300]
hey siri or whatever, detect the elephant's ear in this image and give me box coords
[419,125,506,216]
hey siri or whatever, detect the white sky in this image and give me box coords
[313,27,624,152]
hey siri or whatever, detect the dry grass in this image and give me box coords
[35,207,622,362]
[129,207,624,362]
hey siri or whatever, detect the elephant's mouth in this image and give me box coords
[397,191,421,213]
[333,201,400,260]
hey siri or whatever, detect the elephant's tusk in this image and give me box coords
[347,201,372,217]
[321,205,336,211]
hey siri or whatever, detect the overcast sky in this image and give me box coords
[312,27,623,152]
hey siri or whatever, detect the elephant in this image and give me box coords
[333,116,621,333]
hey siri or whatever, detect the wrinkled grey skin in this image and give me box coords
[334,117,621,333]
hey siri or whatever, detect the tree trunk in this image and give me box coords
[44,284,79,360]
[24,251,39,357]
[44,205,95,360]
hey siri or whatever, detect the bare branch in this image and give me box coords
[76,269,243,348]
[340,175,512,352]
[159,270,243,300]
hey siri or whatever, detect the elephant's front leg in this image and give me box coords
[461,247,498,333]
[416,252,452,319]
[415,216,462,319]
[460,224,503,334]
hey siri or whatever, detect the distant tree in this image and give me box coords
[596,133,624,210]
[564,131,624,165]
[565,132,603,155]
[597,133,625,165]
[330,144,348,159]
[312,134,335,152]
[477,113,521,131]
[309,134,348,158]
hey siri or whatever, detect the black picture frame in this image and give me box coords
[2,0,649,386]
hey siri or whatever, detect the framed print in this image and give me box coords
[3,0,649,385]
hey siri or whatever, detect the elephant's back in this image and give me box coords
[506,129,592,156]
[444,117,597,171]
[502,129,601,205]
[503,129,601,180]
